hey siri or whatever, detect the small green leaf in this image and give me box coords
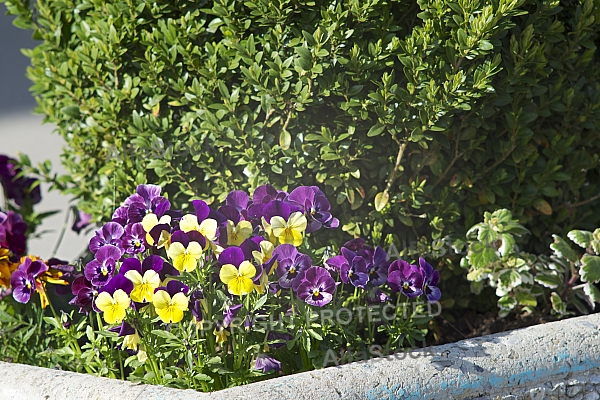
[279,130,291,150]
[515,291,537,307]
[568,230,593,249]
[550,292,566,314]
[467,242,499,270]
[550,235,579,263]
[498,295,517,311]
[367,123,385,137]
[582,282,600,308]
[534,272,561,289]
[374,191,389,212]
[580,254,600,283]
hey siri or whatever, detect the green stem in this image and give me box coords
[51,206,72,258]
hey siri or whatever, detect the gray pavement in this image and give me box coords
[0,5,89,262]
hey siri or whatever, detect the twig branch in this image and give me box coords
[383,140,409,196]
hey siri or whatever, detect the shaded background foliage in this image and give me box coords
[3,0,600,267]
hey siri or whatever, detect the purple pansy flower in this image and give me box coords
[277,251,312,290]
[71,209,92,234]
[286,186,339,233]
[366,246,390,287]
[296,266,336,307]
[121,223,147,255]
[89,222,124,255]
[124,184,171,224]
[10,257,48,304]
[388,260,423,299]
[223,303,243,328]
[84,245,121,287]
[254,354,282,373]
[419,258,441,302]
[326,248,369,288]
[189,288,204,323]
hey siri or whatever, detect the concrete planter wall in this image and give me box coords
[1,313,599,400]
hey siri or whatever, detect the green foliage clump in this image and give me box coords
[454,208,600,317]
[3,0,600,254]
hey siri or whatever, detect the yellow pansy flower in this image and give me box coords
[152,290,189,324]
[226,220,253,246]
[180,214,218,242]
[142,213,172,248]
[270,212,307,246]
[166,241,203,272]
[124,269,161,303]
[95,289,130,324]
[219,260,256,296]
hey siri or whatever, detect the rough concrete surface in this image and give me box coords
[1,313,599,400]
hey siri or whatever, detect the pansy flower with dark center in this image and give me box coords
[84,245,121,287]
[286,186,339,233]
[119,256,163,303]
[218,246,256,296]
[326,248,369,288]
[388,260,423,299]
[10,257,48,304]
[276,250,311,289]
[254,354,282,373]
[121,223,147,255]
[88,222,124,256]
[366,246,390,287]
[152,280,189,324]
[296,266,336,307]
[419,258,441,303]
[96,275,134,324]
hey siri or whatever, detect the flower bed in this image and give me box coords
[1,183,442,391]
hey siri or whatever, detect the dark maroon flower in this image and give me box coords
[69,276,96,314]
[388,260,423,299]
[0,155,42,206]
[296,266,336,307]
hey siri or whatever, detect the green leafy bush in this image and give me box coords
[3,0,600,254]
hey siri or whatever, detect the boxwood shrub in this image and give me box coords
[3,0,600,256]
